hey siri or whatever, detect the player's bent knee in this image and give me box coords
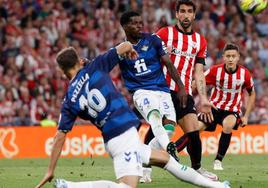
[180,113,200,132]
[223,115,236,133]
[149,149,170,168]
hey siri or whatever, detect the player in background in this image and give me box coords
[175,43,256,170]
[36,44,231,188]
[156,0,217,180]
[119,11,188,183]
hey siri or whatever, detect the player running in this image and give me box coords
[36,43,230,188]
[156,0,217,180]
[175,43,256,170]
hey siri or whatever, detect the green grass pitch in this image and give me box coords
[0,154,267,188]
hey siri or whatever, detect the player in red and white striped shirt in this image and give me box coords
[156,0,217,180]
[175,43,256,171]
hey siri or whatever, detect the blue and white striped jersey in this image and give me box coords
[58,48,140,142]
[119,33,169,93]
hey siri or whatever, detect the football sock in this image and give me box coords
[215,132,232,161]
[175,134,189,153]
[164,123,175,138]
[186,131,201,170]
[148,124,175,150]
[147,110,170,150]
[149,137,161,149]
[164,156,228,188]
[64,180,131,188]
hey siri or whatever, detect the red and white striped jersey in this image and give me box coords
[156,26,207,95]
[205,63,254,113]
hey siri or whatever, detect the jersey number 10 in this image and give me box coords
[79,87,107,118]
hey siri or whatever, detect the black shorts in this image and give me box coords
[170,90,197,121]
[199,108,241,132]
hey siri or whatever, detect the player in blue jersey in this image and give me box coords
[36,44,230,188]
[119,10,186,157]
[119,11,187,182]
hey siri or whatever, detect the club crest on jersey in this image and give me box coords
[141,45,148,51]
[191,42,197,49]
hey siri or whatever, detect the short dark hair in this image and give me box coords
[176,0,196,12]
[120,11,140,26]
[223,43,239,52]
[56,47,79,73]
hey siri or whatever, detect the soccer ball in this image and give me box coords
[239,0,268,15]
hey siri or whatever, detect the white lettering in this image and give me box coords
[45,137,54,156]
[229,136,240,154]
[195,131,268,155]
[253,136,264,154]
[206,136,218,154]
[70,137,82,156]
[45,134,106,157]
[245,133,253,154]
[71,73,90,102]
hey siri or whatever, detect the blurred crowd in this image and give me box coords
[0,0,268,126]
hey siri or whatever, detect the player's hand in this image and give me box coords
[177,87,187,108]
[199,98,216,123]
[125,49,139,60]
[35,171,54,188]
[240,116,248,127]
[116,41,139,60]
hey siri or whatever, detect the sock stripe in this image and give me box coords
[164,124,175,132]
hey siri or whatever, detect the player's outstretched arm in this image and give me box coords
[161,54,187,108]
[241,89,256,127]
[115,41,138,60]
[35,131,66,188]
[194,63,214,123]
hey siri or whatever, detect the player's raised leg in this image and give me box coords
[133,90,177,160]
[140,144,230,188]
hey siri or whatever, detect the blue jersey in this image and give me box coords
[58,48,140,143]
[119,33,170,93]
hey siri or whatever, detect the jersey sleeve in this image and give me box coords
[243,69,254,92]
[205,67,216,86]
[57,101,77,132]
[156,27,168,43]
[85,48,121,73]
[152,34,168,57]
[197,35,207,59]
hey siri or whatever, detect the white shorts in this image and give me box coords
[105,127,151,179]
[133,89,176,122]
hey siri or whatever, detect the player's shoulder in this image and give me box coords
[237,64,248,70]
[142,32,154,39]
[157,26,169,33]
[143,32,162,43]
[194,31,207,43]
[156,26,173,39]
[210,63,224,70]
[238,64,252,75]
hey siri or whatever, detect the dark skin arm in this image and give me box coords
[161,54,187,108]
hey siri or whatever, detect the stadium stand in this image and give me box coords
[0,0,267,126]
